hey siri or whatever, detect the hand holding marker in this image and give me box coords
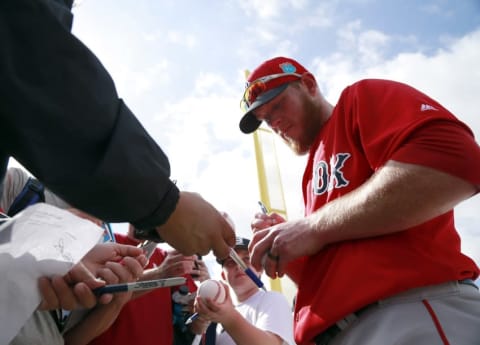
[226,207,266,291]
[185,207,268,326]
[137,240,157,260]
[258,201,281,267]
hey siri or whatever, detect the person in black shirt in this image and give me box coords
[0,0,235,312]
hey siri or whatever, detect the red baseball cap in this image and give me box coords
[239,57,309,134]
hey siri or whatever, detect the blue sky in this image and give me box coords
[66,0,480,282]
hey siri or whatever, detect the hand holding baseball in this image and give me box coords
[193,280,236,325]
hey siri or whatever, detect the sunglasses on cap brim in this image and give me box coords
[239,72,302,113]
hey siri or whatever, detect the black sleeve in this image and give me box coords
[0,0,179,228]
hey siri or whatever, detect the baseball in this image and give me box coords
[197,279,226,303]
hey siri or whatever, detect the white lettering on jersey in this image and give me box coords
[313,153,351,195]
[420,103,438,112]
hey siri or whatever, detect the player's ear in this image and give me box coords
[221,271,226,280]
[300,72,317,95]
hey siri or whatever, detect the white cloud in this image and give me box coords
[357,30,390,65]
[420,3,454,17]
[239,0,308,19]
[143,68,304,241]
[364,29,480,139]
[118,59,171,98]
[167,31,198,49]
[235,2,334,61]
[299,3,335,29]
[336,20,391,66]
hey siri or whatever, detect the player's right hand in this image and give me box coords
[251,212,286,233]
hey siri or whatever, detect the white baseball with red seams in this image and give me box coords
[197,279,226,303]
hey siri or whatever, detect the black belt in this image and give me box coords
[314,279,477,345]
[313,325,341,345]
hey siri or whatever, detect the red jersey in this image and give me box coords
[89,234,196,345]
[292,79,480,344]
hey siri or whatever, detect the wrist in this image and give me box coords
[221,309,242,330]
[133,227,164,242]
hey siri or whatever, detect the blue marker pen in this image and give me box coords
[229,248,266,291]
[185,312,199,325]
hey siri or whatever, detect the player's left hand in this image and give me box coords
[249,215,324,279]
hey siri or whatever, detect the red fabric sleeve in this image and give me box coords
[392,120,480,187]
[347,79,480,187]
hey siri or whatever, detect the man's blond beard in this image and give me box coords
[283,137,308,155]
[283,101,321,155]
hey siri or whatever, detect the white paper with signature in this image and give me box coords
[0,203,103,344]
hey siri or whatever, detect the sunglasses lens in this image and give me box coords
[240,72,300,112]
[245,81,266,105]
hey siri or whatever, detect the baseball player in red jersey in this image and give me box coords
[240,57,480,345]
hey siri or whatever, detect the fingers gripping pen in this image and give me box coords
[258,200,280,269]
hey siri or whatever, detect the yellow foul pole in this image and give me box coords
[252,128,288,292]
[244,69,291,294]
